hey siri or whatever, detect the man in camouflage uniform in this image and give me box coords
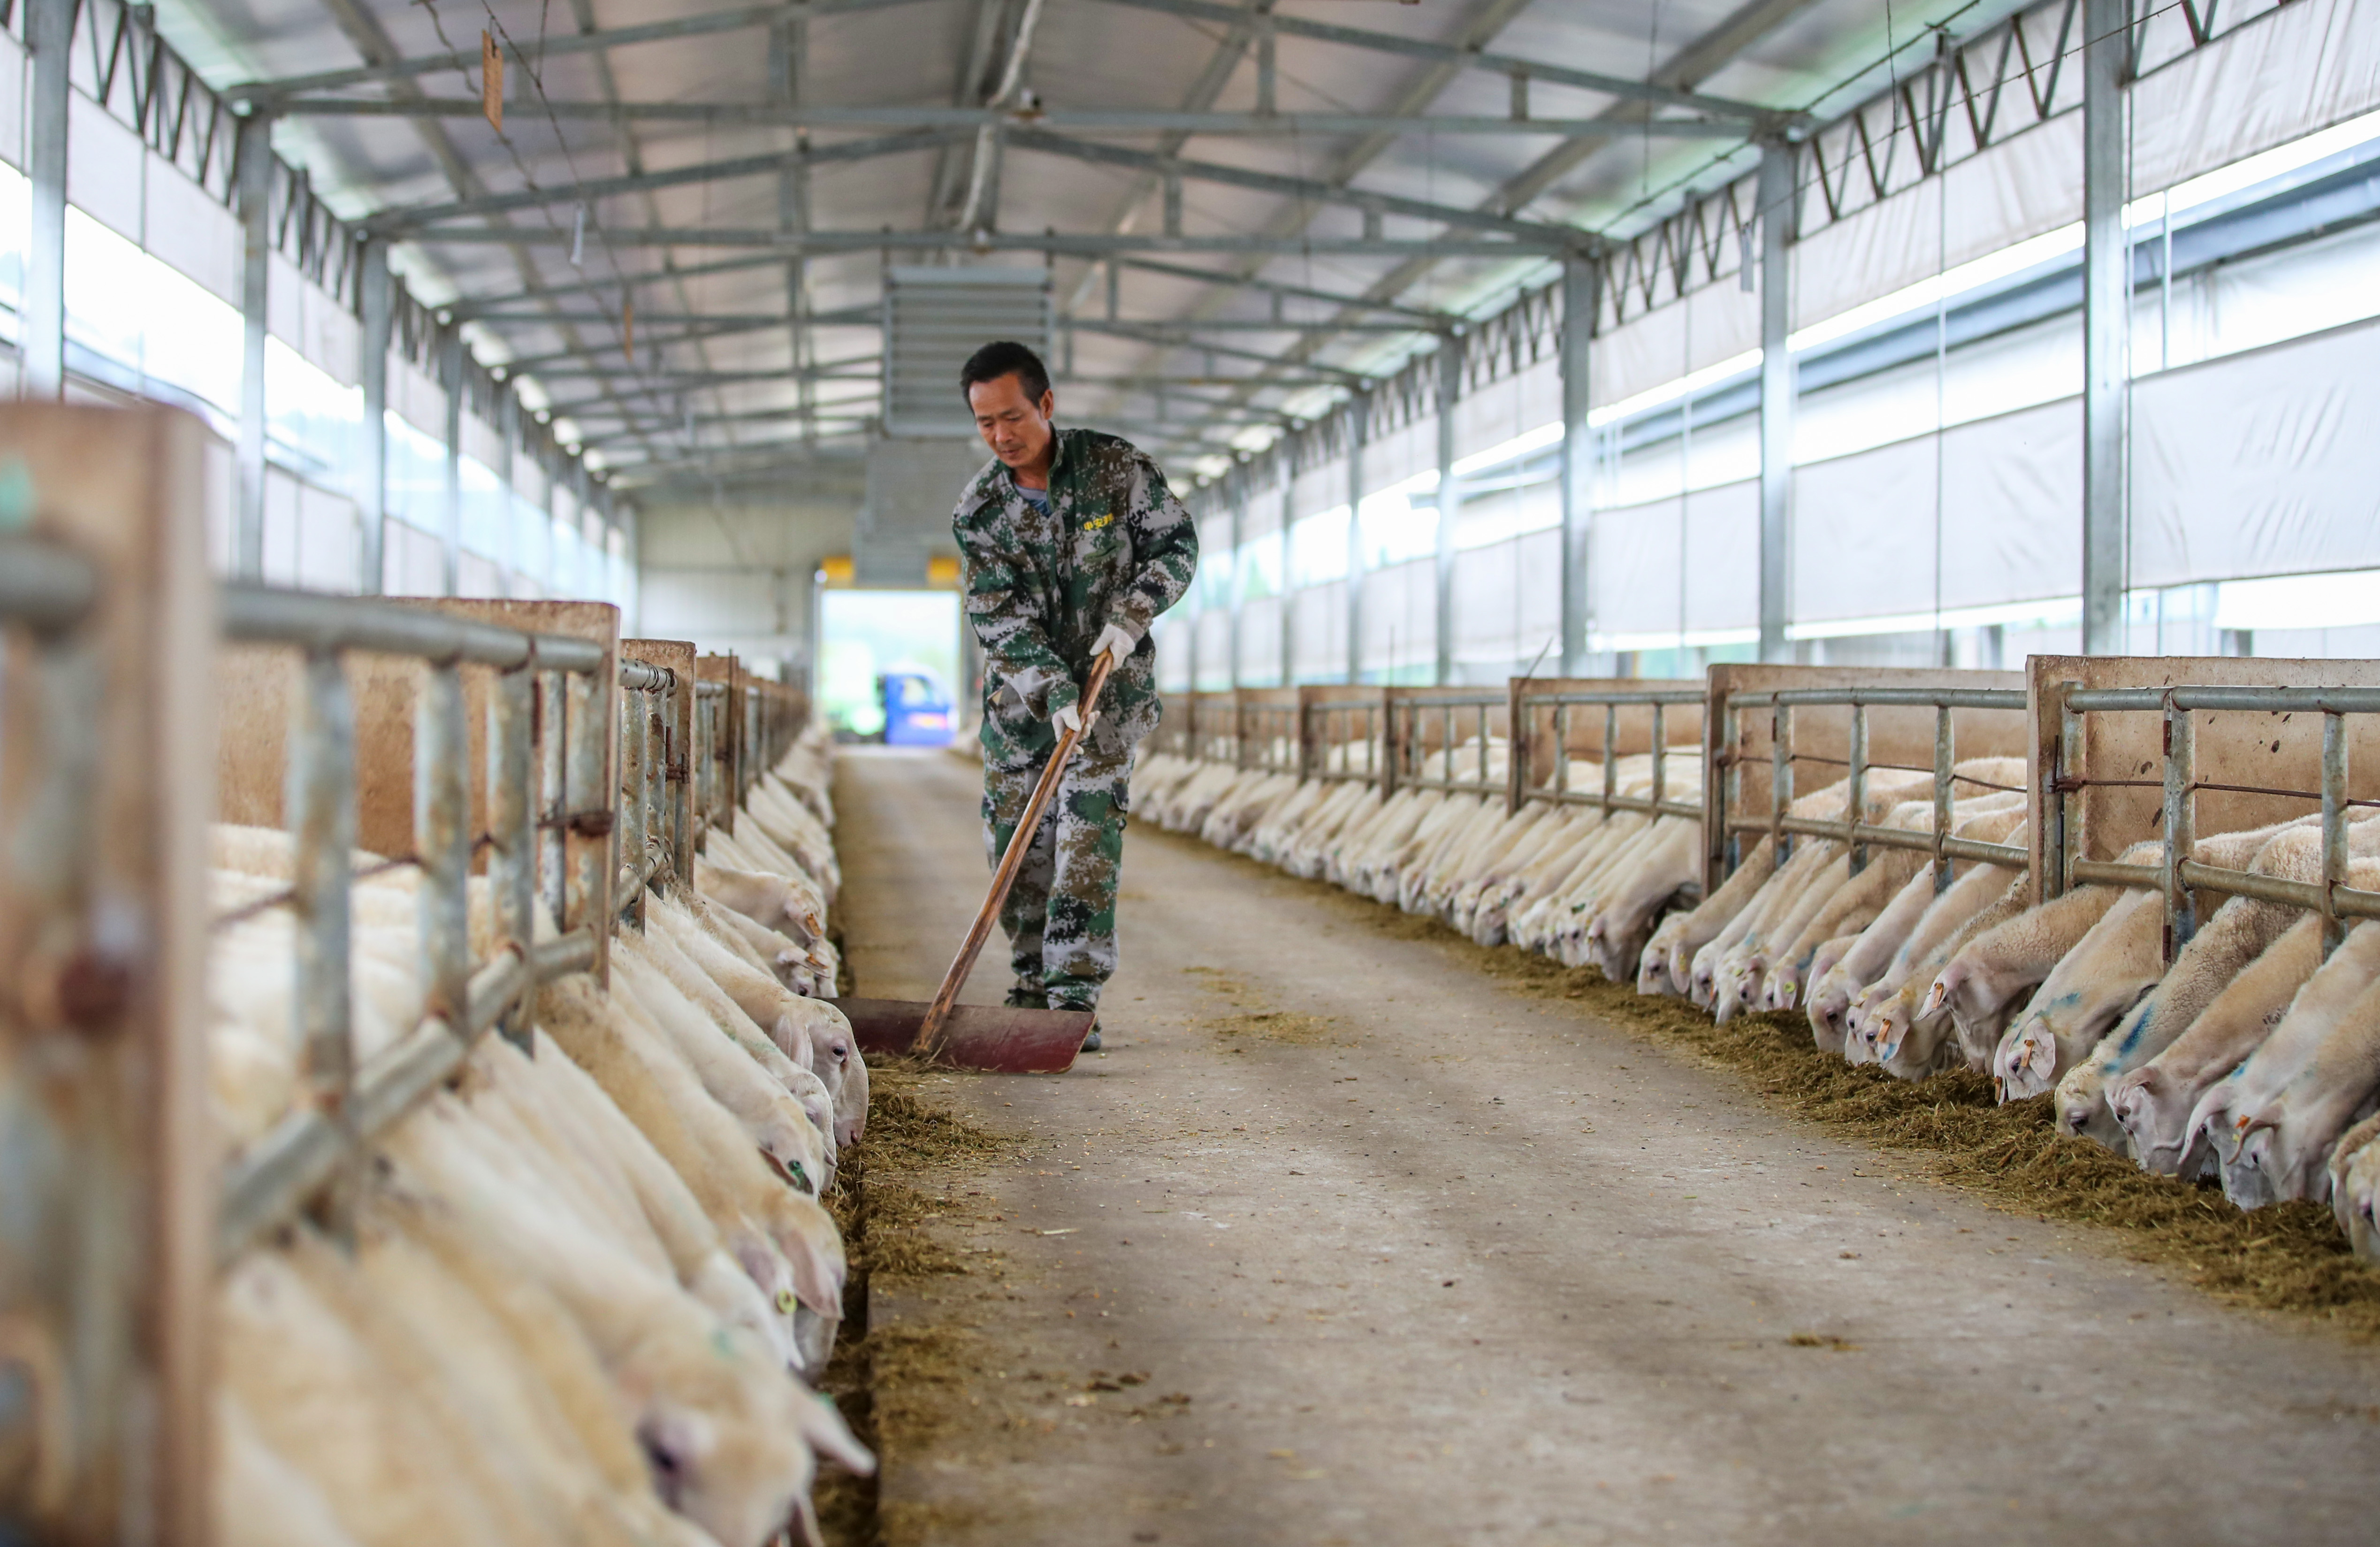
[952,340,1198,1048]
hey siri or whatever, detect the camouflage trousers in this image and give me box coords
[983,739,1133,1012]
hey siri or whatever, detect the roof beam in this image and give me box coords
[482,312,787,328]
[1056,371,1348,391]
[1006,129,1576,240]
[506,315,808,368]
[1049,0,1273,375]
[415,227,1571,256]
[371,130,967,232]
[608,435,869,476]
[1073,323,1366,379]
[477,303,878,329]
[538,360,881,410]
[1090,0,1780,122]
[1155,0,1538,405]
[538,365,875,385]
[1481,0,1830,220]
[227,0,934,100]
[448,252,795,320]
[1114,256,1456,323]
[1187,0,1826,436]
[277,99,1754,137]
[1073,316,1420,335]
[582,406,872,448]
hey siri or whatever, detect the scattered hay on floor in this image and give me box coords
[817,1057,1022,1547]
[1205,1009,1342,1045]
[862,1056,1010,1173]
[869,1320,992,1444]
[1283,879,2380,1338]
[1180,963,1344,1044]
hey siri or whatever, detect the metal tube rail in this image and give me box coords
[1724,812,2030,868]
[2067,685,2380,714]
[1730,686,2028,712]
[214,584,624,1266]
[1387,688,1505,797]
[217,930,600,1263]
[221,582,606,672]
[1716,682,2029,894]
[1542,789,1704,820]
[1524,686,1709,707]
[2050,677,2374,964]
[1512,684,1706,823]
[0,530,97,630]
[1301,693,1387,789]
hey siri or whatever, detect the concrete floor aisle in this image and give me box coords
[833,746,2380,1547]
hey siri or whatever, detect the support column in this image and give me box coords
[1185,492,1205,692]
[542,440,562,590]
[1278,476,1295,687]
[496,388,519,597]
[2082,0,2132,655]
[1558,255,1594,676]
[357,240,391,594]
[236,113,275,581]
[440,329,463,597]
[1227,467,1245,690]
[771,13,813,449]
[1344,391,1370,685]
[1434,338,1463,685]
[1756,142,1797,664]
[23,0,70,400]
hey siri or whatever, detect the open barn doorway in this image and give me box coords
[819,588,962,744]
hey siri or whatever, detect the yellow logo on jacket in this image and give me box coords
[1082,511,1114,531]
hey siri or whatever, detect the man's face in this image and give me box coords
[968,372,1056,471]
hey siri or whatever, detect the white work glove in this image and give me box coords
[1051,701,1098,737]
[1092,621,1142,671]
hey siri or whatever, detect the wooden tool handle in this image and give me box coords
[917,653,1119,1058]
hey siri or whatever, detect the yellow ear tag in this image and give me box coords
[776,1288,799,1316]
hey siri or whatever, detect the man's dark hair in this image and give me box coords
[959,340,1051,406]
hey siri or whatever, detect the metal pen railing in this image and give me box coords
[1510,682,1706,823]
[1235,693,1303,775]
[1384,687,1507,797]
[1300,687,1388,787]
[2047,683,2380,964]
[617,659,680,929]
[214,586,623,1263]
[694,677,732,840]
[1718,686,2031,895]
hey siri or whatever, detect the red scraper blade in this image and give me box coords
[831,998,1088,1074]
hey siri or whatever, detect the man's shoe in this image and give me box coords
[1003,988,1048,1011]
[1050,1001,1100,1052]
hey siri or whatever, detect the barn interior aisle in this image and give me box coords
[832,750,2380,1547]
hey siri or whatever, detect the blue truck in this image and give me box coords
[878,668,954,745]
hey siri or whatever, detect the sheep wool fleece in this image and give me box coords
[983,738,1132,1011]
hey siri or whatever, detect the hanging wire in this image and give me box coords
[409,0,669,446]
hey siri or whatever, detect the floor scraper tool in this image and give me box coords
[832,654,1116,1072]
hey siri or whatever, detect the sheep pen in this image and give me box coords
[1128,662,2380,1327]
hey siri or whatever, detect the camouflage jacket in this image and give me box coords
[953,426,1198,768]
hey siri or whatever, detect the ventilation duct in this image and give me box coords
[862,266,1052,584]
[882,265,1052,438]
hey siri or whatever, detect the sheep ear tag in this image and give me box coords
[828,998,1090,1075]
